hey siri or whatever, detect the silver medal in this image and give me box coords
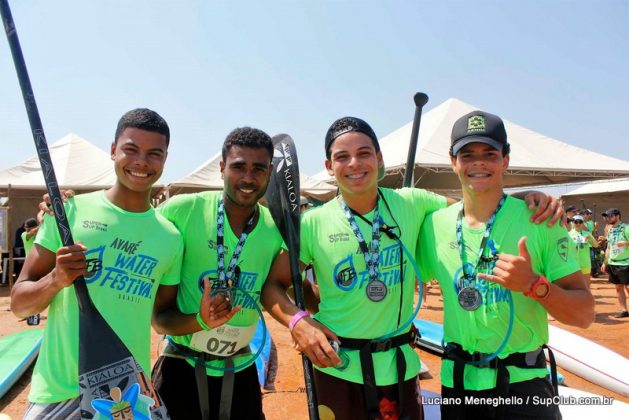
[366,280,387,302]
[213,286,233,303]
[458,287,482,311]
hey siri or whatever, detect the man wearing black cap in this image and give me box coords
[601,208,629,318]
[417,110,594,419]
[262,116,562,419]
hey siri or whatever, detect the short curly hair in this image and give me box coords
[222,127,273,161]
[114,108,170,145]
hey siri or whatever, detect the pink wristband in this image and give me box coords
[289,310,310,332]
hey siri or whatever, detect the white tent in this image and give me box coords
[0,133,116,189]
[314,98,629,194]
[561,178,629,222]
[168,152,337,202]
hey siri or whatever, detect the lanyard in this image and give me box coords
[216,198,256,288]
[455,194,506,286]
[339,197,381,284]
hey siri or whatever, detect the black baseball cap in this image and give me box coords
[24,218,38,228]
[602,208,620,217]
[325,116,385,180]
[451,111,509,156]
[564,205,577,213]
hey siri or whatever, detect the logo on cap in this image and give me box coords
[467,115,486,133]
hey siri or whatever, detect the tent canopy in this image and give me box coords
[0,133,116,190]
[561,178,629,221]
[314,98,629,193]
[168,152,337,201]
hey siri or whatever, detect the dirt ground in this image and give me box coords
[1,275,627,419]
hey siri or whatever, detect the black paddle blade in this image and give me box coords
[265,133,301,252]
[0,1,169,418]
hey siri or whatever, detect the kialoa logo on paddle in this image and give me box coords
[272,135,300,214]
[0,1,170,418]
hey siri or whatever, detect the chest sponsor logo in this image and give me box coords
[333,243,403,291]
[198,268,260,310]
[329,233,350,243]
[81,220,108,232]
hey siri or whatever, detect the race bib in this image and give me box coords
[611,244,622,256]
[189,323,257,357]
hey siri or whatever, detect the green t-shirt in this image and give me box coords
[30,191,183,403]
[569,229,594,269]
[300,187,447,386]
[418,196,580,391]
[158,191,283,376]
[584,220,595,233]
[21,230,36,255]
[607,222,629,266]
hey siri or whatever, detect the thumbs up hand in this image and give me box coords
[477,236,536,293]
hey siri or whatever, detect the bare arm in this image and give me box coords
[261,250,340,368]
[478,237,594,328]
[11,242,87,318]
[152,279,239,336]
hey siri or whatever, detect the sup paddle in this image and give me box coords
[264,134,319,420]
[0,2,169,418]
[403,92,429,188]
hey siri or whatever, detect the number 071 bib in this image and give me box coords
[189,323,257,357]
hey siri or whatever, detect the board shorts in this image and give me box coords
[23,397,80,420]
[313,369,423,420]
[151,354,263,420]
[441,377,560,420]
[608,264,629,285]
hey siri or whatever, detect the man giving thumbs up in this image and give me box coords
[417,110,594,420]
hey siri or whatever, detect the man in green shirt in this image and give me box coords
[151,127,284,420]
[262,116,562,420]
[600,208,629,318]
[11,108,184,420]
[418,110,594,419]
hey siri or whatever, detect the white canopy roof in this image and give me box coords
[563,178,629,196]
[314,98,629,193]
[169,152,337,201]
[0,133,116,190]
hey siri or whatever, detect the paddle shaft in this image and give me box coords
[0,0,91,308]
[403,92,429,188]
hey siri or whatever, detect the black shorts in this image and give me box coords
[441,377,560,420]
[608,264,629,285]
[313,370,423,420]
[152,355,263,420]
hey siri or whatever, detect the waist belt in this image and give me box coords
[164,338,251,420]
[337,332,412,420]
[443,342,558,420]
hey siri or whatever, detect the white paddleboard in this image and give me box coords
[558,386,629,418]
[546,325,629,397]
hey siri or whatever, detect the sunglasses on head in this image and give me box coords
[574,220,584,224]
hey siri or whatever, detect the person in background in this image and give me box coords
[600,208,629,318]
[21,212,44,325]
[569,215,599,288]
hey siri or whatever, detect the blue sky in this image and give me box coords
[1,0,627,183]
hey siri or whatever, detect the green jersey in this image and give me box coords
[569,229,594,270]
[31,191,183,403]
[21,230,36,255]
[418,196,579,391]
[300,187,447,385]
[607,223,629,266]
[158,191,283,376]
[585,220,595,233]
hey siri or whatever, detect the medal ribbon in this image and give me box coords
[455,194,507,289]
[339,197,381,285]
[216,198,257,288]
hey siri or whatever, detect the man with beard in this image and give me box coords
[151,127,283,420]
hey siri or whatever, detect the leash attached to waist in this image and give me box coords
[163,338,252,420]
[337,332,412,420]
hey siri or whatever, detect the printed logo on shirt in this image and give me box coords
[82,238,160,303]
[197,269,260,310]
[329,232,350,243]
[81,220,108,232]
[557,237,569,262]
[333,243,403,291]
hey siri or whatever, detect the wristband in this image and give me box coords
[289,310,310,332]
[196,312,212,331]
[524,275,550,299]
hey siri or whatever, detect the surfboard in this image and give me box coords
[250,319,272,387]
[547,324,629,396]
[413,319,564,384]
[0,329,43,398]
